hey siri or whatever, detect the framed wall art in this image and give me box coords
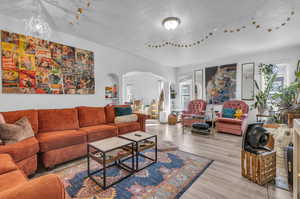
[193,69,203,100]
[1,30,95,94]
[241,63,255,100]
[205,63,237,104]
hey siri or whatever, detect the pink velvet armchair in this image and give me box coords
[215,100,249,136]
[182,100,207,128]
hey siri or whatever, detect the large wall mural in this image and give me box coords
[205,64,237,104]
[1,30,95,94]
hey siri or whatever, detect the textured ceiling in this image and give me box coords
[1,0,300,67]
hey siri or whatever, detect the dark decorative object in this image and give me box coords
[242,123,271,154]
[170,86,176,99]
[286,144,293,188]
[191,123,210,135]
[241,123,276,185]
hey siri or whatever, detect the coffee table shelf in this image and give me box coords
[119,131,157,171]
[89,149,133,165]
[87,137,135,189]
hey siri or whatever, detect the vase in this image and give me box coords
[257,105,267,115]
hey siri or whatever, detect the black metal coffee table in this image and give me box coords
[87,137,135,189]
[119,131,157,171]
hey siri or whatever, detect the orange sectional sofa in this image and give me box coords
[0,105,146,173]
[0,154,64,199]
[0,110,39,176]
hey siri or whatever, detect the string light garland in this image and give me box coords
[250,10,296,32]
[146,9,296,49]
[69,0,92,25]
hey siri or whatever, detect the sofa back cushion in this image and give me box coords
[38,108,79,132]
[105,105,130,123]
[77,106,106,127]
[1,110,38,134]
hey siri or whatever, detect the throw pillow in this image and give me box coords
[115,107,133,116]
[115,114,138,124]
[234,108,243,119]
[222,108,236,118]
[0,117,34,145]
[0,113,5,124]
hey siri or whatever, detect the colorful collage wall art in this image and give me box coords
[1,30,95,94]
[205,64,237,104]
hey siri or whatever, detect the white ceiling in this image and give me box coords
[1,0,300,67]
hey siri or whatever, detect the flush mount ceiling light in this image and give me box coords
[162,17,181,30]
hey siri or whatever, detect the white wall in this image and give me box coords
[0,14,176,112]
[123,73,162,105]
[175,45,300,123]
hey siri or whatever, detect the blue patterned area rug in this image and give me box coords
[56,149,213,199]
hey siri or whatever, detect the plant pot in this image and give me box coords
[257,105,267,115]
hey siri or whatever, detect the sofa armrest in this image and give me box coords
[0,174,65,199]
[0,137,39,162]
[136,113,148,132]
[0,154,18,175]
[182,111,189,114]
[241,114,248,120]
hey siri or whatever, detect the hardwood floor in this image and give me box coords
[146,121,292,199]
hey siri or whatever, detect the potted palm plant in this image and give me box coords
[272,82,299,123]
[253,64,277,114]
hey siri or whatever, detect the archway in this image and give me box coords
[122,71,171,119]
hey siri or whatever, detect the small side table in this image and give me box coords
[87,137,135,189]
[119,131,157,171]
[241,149,276,185]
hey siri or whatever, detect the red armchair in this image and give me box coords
[215,100,249,136]
[182,100,207,128]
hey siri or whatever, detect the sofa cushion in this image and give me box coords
[216,117,243,125]
[216,122,242,131]
[0,170,27,192]
[1,110,38,134]
[38,108,79,132]
[0,174,65,199]
[80,125,118,142]
[112,122,141,135]
[0,137,39,162]
[37,130,87,152]
[115,114,138,124]
[77,106,106,127]
[0,117,35,145]
[0,154,18,175]
[105,105,129,123]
